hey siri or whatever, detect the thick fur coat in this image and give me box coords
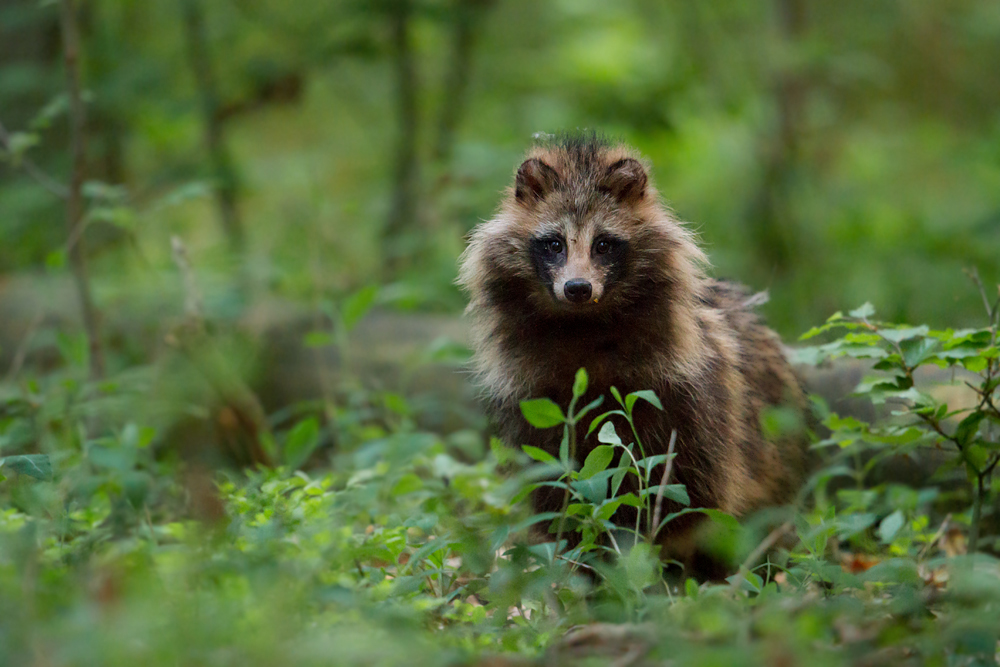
[458,135,808,565]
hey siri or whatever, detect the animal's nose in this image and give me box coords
[564,279,593,304]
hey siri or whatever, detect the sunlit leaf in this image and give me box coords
[572,367,588,400]
[849,303,875,319]
[625,389,663,413]
[521,445,557,465]
[520,398,565,428]
[341,286,380,331]
[579,445,614,480]
[597,421,622,446]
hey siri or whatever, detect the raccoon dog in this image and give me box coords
[458,134,808,571]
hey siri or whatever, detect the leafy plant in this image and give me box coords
[798,275,1000,554]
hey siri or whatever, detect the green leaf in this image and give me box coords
[955,413,985,447]
[572,368,588,400]
[520,398,565,428]
[610,386,624,407]
[156,181,212,209]
[614,492,643,508]
[341,286,379,331]
[625,389,663,413]
[509,512,563,535]
[878,326,929,343]
[490,437,519,466]
[392,473,423,496]
[963,356,989,373]
[573,472,610,504]
[595,496,627,522]
[521,445,557,465]
[404,538,453,573]
[635,454,671,474]
[878,510,905,543]
[45,249,67,270]
[303,330,334,348]
[587,409,623,436]
[596,421,622,446]
[575,395,605,422]
[4,131,39,161]
[655,507,739,538]
[900,337,938,367]
[611,464,628,498]
[642,484,690,506]
[1,454,52,480]
[579,445,614,480]
[849,303,875,319]
[283,417,321,469]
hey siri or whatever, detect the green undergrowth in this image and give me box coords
[1,287,999,666]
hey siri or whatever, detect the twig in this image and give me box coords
[650,429,678,541]
[729,520,794,594]
[4,310,45,382]
[917,513,951,560]
[171,236,205,326]
[556,554,595,572]
[60,0,105,381]
[0,118,69,199]
[967,267,994,324]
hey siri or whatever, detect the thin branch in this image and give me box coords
[917,513,952,559]
[60,0,106,381]
[728,521,795,595]
[555,554,595,572]
[967,267,994,323]
[650,429,678,542]
[171,236,206,326]
[0,118,69,199]
[4,310,45,382]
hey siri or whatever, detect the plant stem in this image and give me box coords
[970,473,985,555]
[60,0,106,381]
[0,118,69,199]
[650,430,677,542]
[552,419,576,559]
[728,521,794,595]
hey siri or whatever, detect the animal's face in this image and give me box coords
[513,153,647,312]
[459,138,706,325]
[527,211,629,307]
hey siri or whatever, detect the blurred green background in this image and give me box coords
[2,0,1000,343]
[3,4,1000,663]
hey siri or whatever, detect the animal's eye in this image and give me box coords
[546,238,564,254]
[594,237,612,255]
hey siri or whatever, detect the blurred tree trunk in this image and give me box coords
[181,0,244,252]
[432,0,492,167]
[428,0,493,237]
[60,0,105,380]
[81,0,127,185]
[383,0,420,273]
[746,0,807,275]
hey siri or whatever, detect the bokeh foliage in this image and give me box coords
[2,0,999,330]
[3,0,1000,665]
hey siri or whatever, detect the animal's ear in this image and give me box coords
[515,158,561,205]
[600,158,647,205]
